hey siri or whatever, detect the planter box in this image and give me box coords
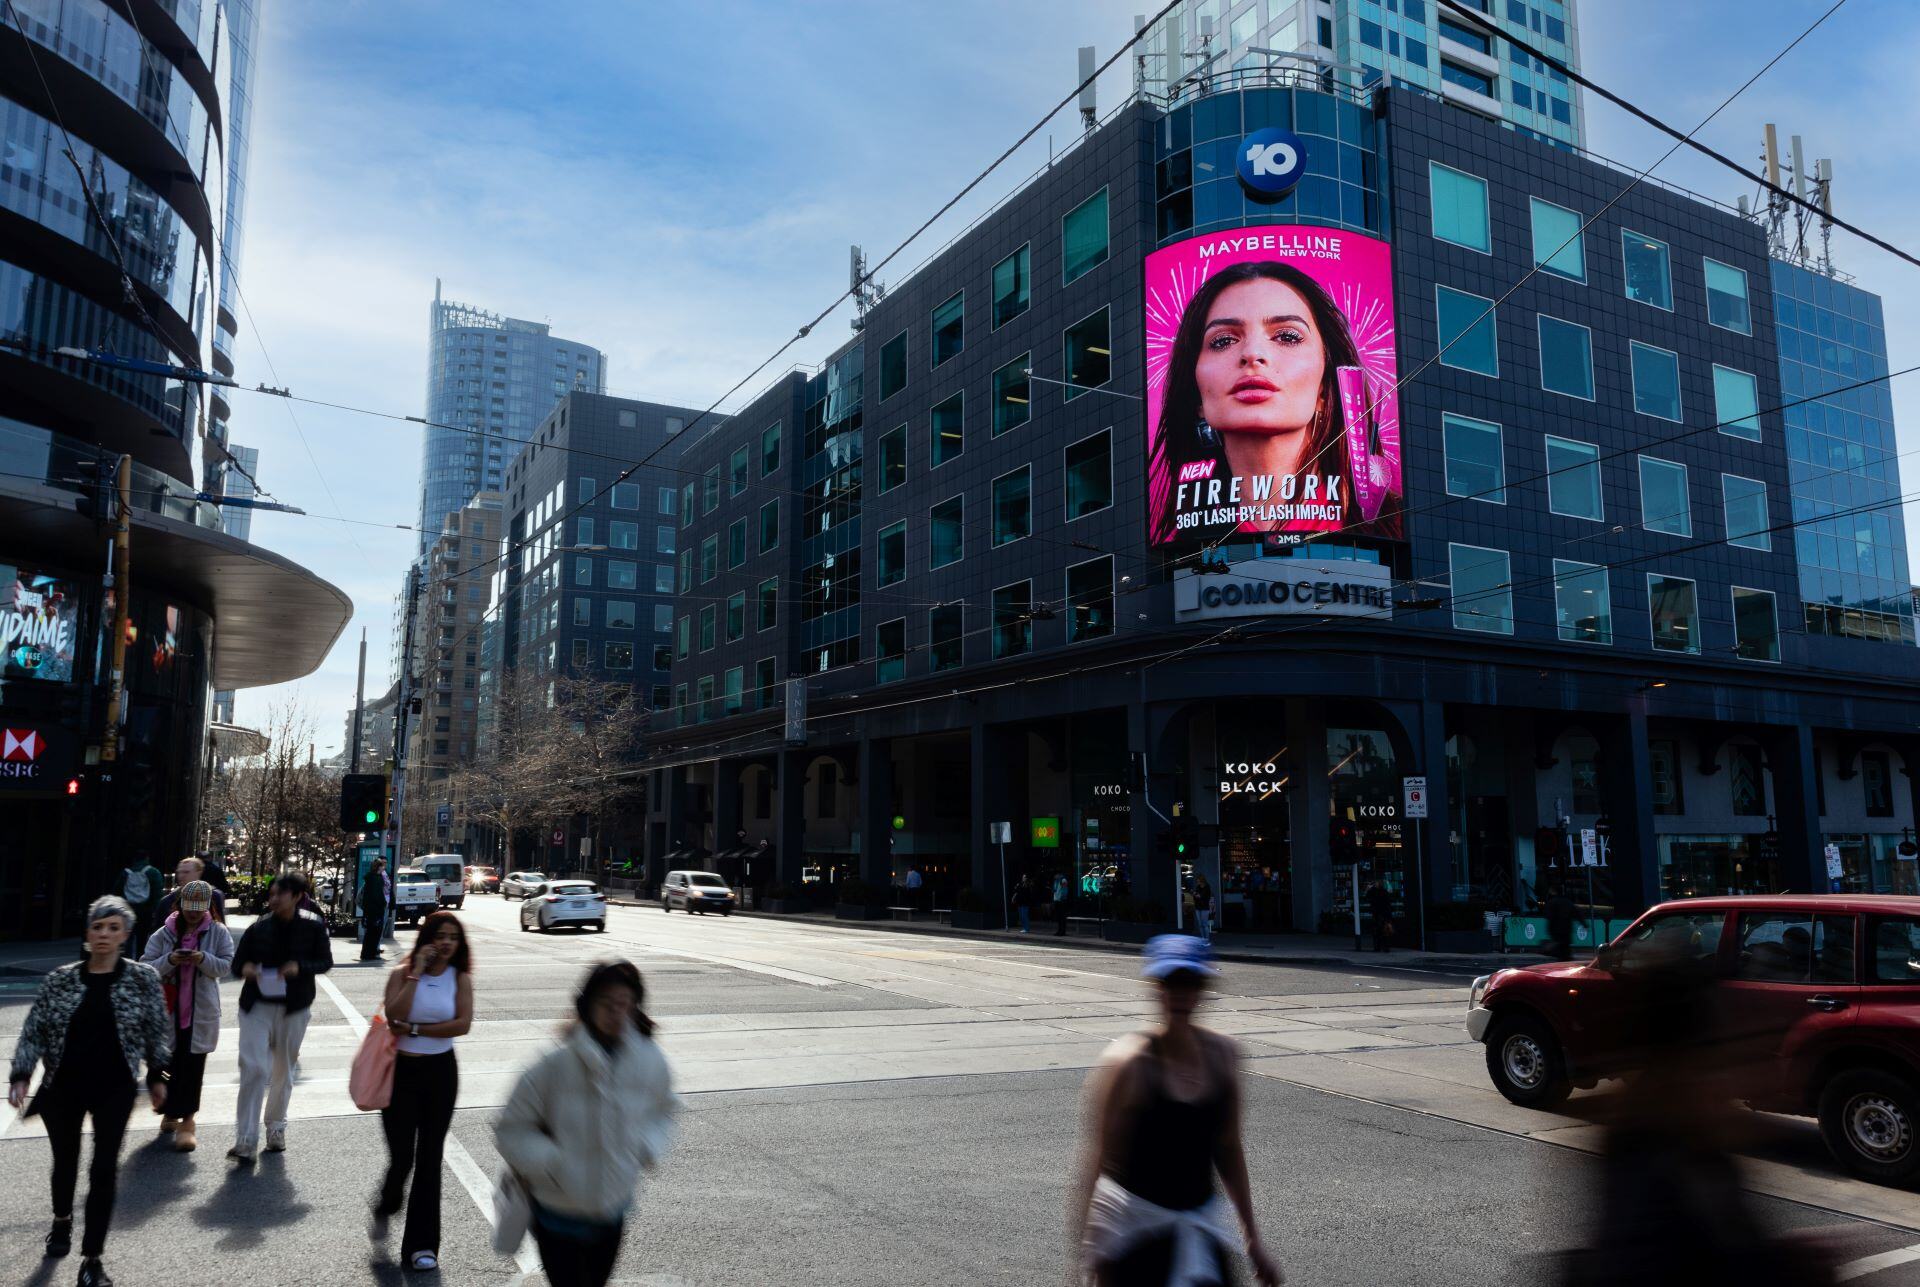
[1101,921,1173,944]
[950,910,995,930]
[1425,929,1494,954]
[834,903,891,921]
[760,899,812,915]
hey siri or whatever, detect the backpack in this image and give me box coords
[123,866,152,904]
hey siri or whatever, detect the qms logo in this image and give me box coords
[1237,127,1306,196]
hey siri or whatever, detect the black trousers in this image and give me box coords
[42,1080,136,1258]
[379,1051,457,1256]
[531,1208,624,1287]
[360,912,386,960]
[165,1033,207,1119]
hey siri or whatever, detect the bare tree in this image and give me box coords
[547,671,650,874]
[456,668,563,870]
[200,700,341,885]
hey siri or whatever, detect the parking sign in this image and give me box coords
[1402,776,1427,819]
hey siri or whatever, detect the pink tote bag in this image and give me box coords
[349,1013,397,1111]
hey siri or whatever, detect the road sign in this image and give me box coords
[1825,844,1845,880]
[1580,829,1599,866]
[988,821,1012,844]
[580,836,593,857]
[1402,776,1427,819]
[552,827,564,845]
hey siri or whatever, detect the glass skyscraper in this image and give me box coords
[1772,259,1913,644]
[416,282,606,554]
[1139,0,1582,148]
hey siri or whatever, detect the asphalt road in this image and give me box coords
[1,896,1915,1285]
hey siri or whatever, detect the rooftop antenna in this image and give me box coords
[1078,46,1098,132]
[849,244,884,332]
[1816,157,1835,275]
[1134,14,1150,96]
[1762,125,1787,254]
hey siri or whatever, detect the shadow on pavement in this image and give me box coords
[188,1152,314,1249]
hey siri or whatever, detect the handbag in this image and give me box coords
[490,1167,532,1254]
[349,1012,397,1111]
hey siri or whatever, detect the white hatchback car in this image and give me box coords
[520,879,607,933]
[500,871,549,900]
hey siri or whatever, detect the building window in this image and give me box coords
[992,581,1033,658]
[876,618,907,684]
[730,445,750,496]
[1063,307,1112,399]
[1528,197,1585,281]
[1630,341,1682,421]
[1545,436,1603,520]
[1065,429,1113,520]
[930,495,964,568]
[697,675,715,723]
[877,520,907,586]
[1638,456,1691,536]
[1449,544,1513,634]
[1712,365,1761,440]
[609,560,637,590]
[1439,60,1496,97]
[577,477,598,505]
[673,683,688,722]
[879,330,908,400]
[655,564,674,594]
[761,422,782,476]
[722,667,744,715]
[658,486,676,515]
[1732,586,1779,663]
[1428,162,1490,253]
[728,518,747,569]
[653,644,672,670]
[993,243,1031,328]
[699,604,715,651]
[929,604,963,672]
[1437,14,1492,54]
[1553,560,1612,645]
[754,657,777,709]
[1648,574,1700,654]
[992,355,1031,435]
[1704,258,1752,334]
[655,525,675,555]
[726,591,745,642]
[607,600,635,629]
[931,291,965,367]
[879,425,907,492]
[677,549,692,593]
[1066,555,1114,643]
[576,556,593,586]
[612,482,640,510]
[758,576,778,631]
[676,616,690,659]
[1722,475,1771,551]
[992,467,1031,547]
[573,597,592,627]
[655,603,673,632]
[1062,188,1109,284]
[699,536,717,582]
[1436,286,1498,375]
[570,639,589,671]
[931,391,964,467]
[1537,316,1594,399]
[1621,229,1673,309]
[680,483,695,527]
[606,520,639,551]
[1443,413,1504,502]
[759,499,780,553]
[604,642,633,670]
[576,517,596,547]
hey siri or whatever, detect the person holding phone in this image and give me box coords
[140,880,233,1152]
[370,912,474,1273]
[228,872,333,1163]
[10,896,171,1287]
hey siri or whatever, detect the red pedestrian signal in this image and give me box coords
[65,776,80,795]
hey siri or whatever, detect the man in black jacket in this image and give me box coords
[228,873,332,1162]
[357,858,388,962]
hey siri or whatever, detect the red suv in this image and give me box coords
[1467,894,1920,1185]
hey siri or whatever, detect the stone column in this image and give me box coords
[1599,707,1660,915]
[858,737,896,888]
[1764,722,1822,893]
[775,748,808,886]
[1285,699,1331,932]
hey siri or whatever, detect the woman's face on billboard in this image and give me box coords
[1194,277,1326,438]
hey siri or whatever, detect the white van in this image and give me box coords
[414,853,467,908]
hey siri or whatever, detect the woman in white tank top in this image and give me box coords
[371,911,473,1273]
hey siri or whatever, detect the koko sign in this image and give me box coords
[1174,559,1392,623]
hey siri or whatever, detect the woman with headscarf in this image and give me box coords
[140,880,233,1152]
[9,895,171,1287]
[495,960,679,1287]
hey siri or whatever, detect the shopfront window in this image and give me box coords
[1659,835,1780,899]
[1329,727,1406,931]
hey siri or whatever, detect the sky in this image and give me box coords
[226,0,1920,756]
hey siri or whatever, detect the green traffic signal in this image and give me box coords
[364,809,379,824]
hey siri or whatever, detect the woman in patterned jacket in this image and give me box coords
[9,895,172,1287]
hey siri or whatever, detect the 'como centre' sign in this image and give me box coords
[1173,558,1392,622]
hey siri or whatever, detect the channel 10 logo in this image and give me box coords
[1237,127,1306,197]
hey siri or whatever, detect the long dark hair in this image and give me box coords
[1149,259,1372,545]
[410,910,471,974]
[574,959,656,1040]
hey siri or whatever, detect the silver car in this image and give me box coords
[500,870,549,901]
[520,880,607,933]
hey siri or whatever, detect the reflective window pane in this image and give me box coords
[1443,414,1505,503]
[1631,342,1682,421]
[1733,586,1778,661]
[1065,430,1113,520]
[1064,308,1111,400]
[1553,559,1612,644]
[1450,544,1513,634]
[1638,456,1691,536]
[1648,574,1700,654]
[1436,286,1498,375]
[1429,163,1490,252]
[992,468,1031,547]
[1713,365,1761,440]
[1538,316,1594,399]
[1062,189,1110,284]
[1529,198,1585,281]
[1704,258,1752,334]
[1621,229,1673,309]
[992,355,1031,436]
[1722,475,1771,551]
[931,292,965,367]
[992,244,1030,328]
[1545,435,1602,520]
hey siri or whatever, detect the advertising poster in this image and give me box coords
[1,564,79,683]
[1145,225,1403,548]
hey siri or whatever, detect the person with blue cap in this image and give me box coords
[1072,934,1282,1286]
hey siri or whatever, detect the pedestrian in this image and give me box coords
[359,858,389,963]
[1545,882,1576,962]
[202,854,232,901]
[9,895,171,1287]
[372,912,473,1272]
[118,853,162,955]
[156,856,227,923]
[1193,875,1215,942]
[495,961,679,1287]
[139,881,233,1152]
[1053,872,1071,937]
[1365,881,1394,953]
[1072,935,1282,1287]
[905,864,924,912]
[1013,874,1035,933]
[228,871,334,1162]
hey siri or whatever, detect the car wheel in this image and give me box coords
[539,912,550,933]
[662,901,671,913]
[452,899,465,910]
[1820,1068,1920,1185]
[1484,1014,1571,1109]
[520,916,531,933]
[722,909,732,917]
[594,921,606,933]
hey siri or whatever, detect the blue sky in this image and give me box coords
[227,0,1920,752]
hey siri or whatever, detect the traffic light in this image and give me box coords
[1169,817,1197,857]
[339,773,389,831]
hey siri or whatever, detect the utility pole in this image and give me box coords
[100,455,132,764]
[390,566,421,866]
[350,628,367,772]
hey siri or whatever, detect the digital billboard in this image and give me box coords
[1146,226,1402,549]
[1,565,79,683]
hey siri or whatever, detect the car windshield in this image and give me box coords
[690,874,727,888]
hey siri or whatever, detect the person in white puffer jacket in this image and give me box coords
[494,960,678,1287]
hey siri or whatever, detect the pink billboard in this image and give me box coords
[1146,225,1402,548]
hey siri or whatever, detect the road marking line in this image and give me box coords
[1839,1243,1920,1281]
[636,943,838,987]
[316,973,541,1277]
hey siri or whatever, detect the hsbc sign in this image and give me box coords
[0,721,75,788]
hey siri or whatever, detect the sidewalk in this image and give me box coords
[608,895,1551,975]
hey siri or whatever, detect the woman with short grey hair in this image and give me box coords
[10,894,172,1287]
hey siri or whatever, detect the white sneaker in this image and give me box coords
[264,1126,286,1152]
[227,1140,257,1163]
[409,1251,438,1271]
